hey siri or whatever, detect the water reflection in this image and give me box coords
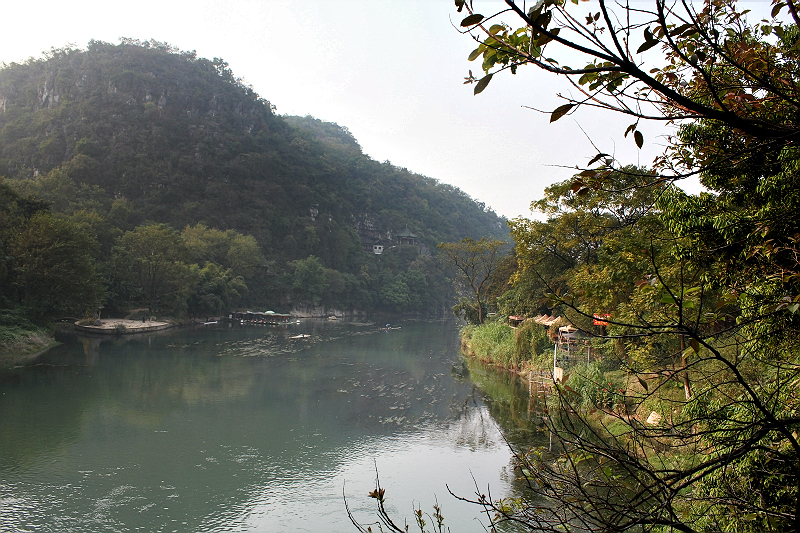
[0,320,541,533]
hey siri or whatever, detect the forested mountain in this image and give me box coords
[0,39,506,318]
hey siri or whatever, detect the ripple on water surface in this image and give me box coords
[0,321,530,533]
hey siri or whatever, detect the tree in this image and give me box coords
[187,262,247,316]
[458,0,799,165]
[113,224,192,314]
[438,237,507,324]
[181,224,264,280]
[458,0,800,301]
[5,212,105,316]
[427,1,800,531]
[289,255,327,307]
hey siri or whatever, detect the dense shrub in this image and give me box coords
[514,319,550,360]
[0,309,42,344]
[462,320,521,368]
[566,361,625,411]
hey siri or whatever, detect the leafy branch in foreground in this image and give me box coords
[447,0,800,530]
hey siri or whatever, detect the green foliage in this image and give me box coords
[112,223,192,314]
[451,297,485,325]
[0,41,506,319]
[462,320,522,369]
[439,237,507,324]
[187,262,247,316]
[446,2,800,532]
[0,308,55,366]
[0,308,43,344]
[513,319,550,361]
[565,362,624,411]
[289,255,326,306]
[379,276,412,311]
[6,211,105,316]
[181,224,263,280]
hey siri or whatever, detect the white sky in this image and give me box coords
[1,0,749,220]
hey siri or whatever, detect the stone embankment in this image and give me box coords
[74,319,173,334]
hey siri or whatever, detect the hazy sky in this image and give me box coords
[1,0,713,219]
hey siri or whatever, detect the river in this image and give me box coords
[0,319,544,532]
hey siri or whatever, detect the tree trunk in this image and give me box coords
[680,335,691,400]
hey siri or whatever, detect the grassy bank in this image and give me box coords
[0,310,58,368]
[460,318,552,371]
[461,319,684,432]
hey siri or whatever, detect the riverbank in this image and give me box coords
[461,319,656,428]
[0,325,59,368]
[460,319,553,375]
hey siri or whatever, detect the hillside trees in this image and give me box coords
[0,179,105,317]
[106,223,269,316]
[438,237,507,324]
[0,40,506,320]
[7,212,105,317]
[442,0,800,531]
[0,39,507,320]
[112,224,192,315]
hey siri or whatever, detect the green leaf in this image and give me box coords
[637,39,660,54]
[550,103,574,122]
[468,46,484,61]
[690,338,700,353]
[489,24,505,34]
[455,0,466,11]
[637,375,649,391]
[634,130,644,148]
[461,14,484,27]
[473,73,493,95]
[660,291,677,305]
[578,71,597,85]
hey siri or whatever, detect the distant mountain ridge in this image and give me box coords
[0,39,506,255]
[0,39,507,316]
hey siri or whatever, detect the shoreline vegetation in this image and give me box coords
[460,317,654,428]
[0,311,59,368]
[460,318,553,375]
[443,0,800,529]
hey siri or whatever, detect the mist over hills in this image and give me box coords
[0,40,507,316]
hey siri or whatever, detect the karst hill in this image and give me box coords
[0,39,506,316]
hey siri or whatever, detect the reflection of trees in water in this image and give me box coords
[459,356,560,520]
[461,357,549,448]
[79,335,102,364]
[0,361,97,468]
[451,403,502,451]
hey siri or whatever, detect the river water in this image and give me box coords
[0,319,542,533]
